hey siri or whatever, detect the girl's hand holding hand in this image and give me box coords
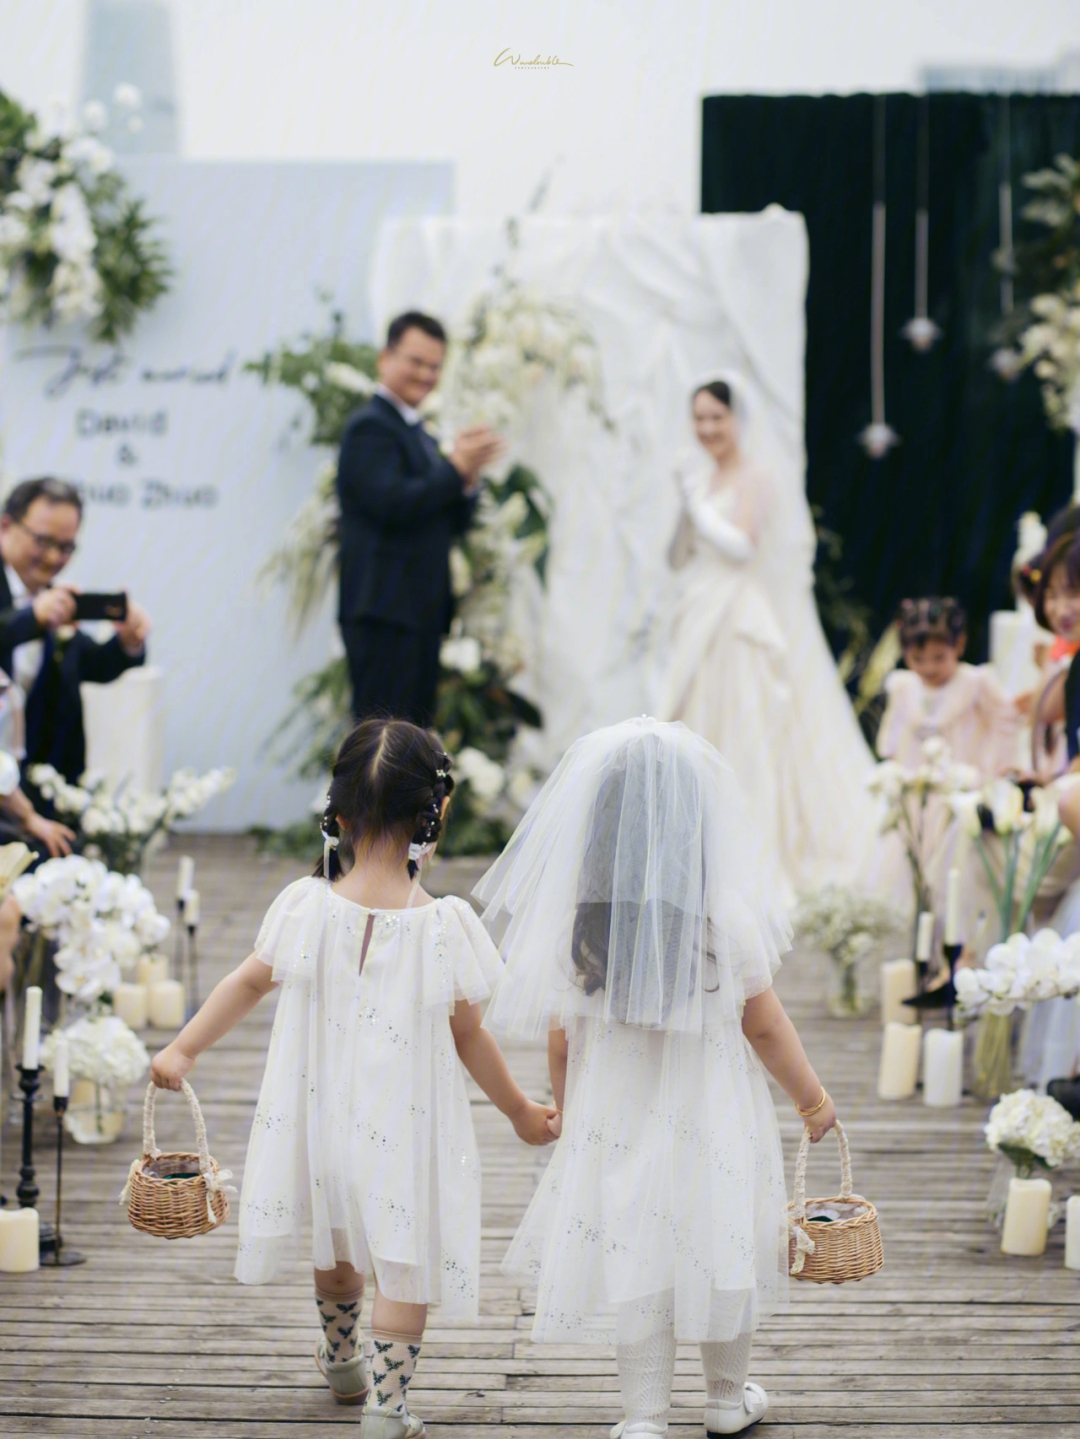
[546,1110,563,1139]
[151,1042,194,1092]
[802,1093,838,1144]
[512,1098,559,1146]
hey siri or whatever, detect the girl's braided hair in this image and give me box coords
[896,596,966,650]
[315,717,454,882]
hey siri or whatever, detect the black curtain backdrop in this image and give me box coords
[701,93,1080,660]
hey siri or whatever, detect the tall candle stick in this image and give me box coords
[916,911,934,962]
[880,959,918,1026]
[21,987,41,1070]
[176,855,195,902]
[52,1035,69,1100]
[944,869,961,946]
[183,889,200,928]
[1066,1196,1080,1270]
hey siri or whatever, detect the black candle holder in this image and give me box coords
[17,1065,57,1259]
[185,918,200,1019]
[50,1095,86,1267]
[903,940,962,1022]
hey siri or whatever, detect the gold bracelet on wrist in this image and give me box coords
[795,1088,827,1118]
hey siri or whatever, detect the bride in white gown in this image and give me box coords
[656,374,877,900]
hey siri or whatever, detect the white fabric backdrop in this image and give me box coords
[371,211,811,769]
[0,158,451,827]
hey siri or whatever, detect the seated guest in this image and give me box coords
[0,477,151,782]
[336,311,504,726]
[877,597,1018,777]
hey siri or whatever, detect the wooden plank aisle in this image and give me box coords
[2,835,1080,1437]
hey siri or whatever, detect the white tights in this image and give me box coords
[615,1301,753,1432]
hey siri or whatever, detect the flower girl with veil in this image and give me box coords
[476,717,838,1437]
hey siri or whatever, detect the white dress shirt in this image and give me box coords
[4,564,43,697]
[375,382,422,426]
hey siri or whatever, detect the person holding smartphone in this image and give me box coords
[0,476,151,784]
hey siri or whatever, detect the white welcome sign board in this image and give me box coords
[0,159,452,828]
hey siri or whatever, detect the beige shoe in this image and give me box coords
[314,1338,371,1406]
[609,1424,667,1437]
[359,1403,427,1438]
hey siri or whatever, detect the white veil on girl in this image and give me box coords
[476,717,791,1040]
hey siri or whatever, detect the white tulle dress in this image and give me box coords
[233,877,503,1318]
[478,718,791,1345]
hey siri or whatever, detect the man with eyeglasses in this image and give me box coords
[0,476,151,784]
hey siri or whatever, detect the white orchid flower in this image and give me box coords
[986,779,1027,835]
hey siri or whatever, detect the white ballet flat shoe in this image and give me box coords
[705,1381,769,1435]
[609,1422,668,1437]
[359,1402,426,1438]
[313,1338,370,1406]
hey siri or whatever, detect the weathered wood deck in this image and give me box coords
[2,835,1079,1437]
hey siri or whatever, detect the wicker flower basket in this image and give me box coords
[787,1121,883,1284]
[122,1080,233,1239]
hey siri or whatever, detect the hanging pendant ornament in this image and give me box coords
[901,95,941,353]
[989,95,1023,383]
[859,96,900,458]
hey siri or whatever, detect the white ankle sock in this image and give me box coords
[615,1325,676,1430]
[370,1329,422,1415]
[700,1331,752,1409]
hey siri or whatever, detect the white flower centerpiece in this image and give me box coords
[985,1088,1080,1255]
[30,764,236,875]
[13,855,170,1003]
[794,885,899,1016]
[40,1012,149,1144]
[949,778,1071,1099]
[955,929,1080,1018]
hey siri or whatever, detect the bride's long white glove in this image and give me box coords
[685,493,755,563]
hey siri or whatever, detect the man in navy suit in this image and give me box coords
[335,311,503,725]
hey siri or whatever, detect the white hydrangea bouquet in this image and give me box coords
[867,737,979,916]
[985,1089,1080,1179]
[794,884,899,1016]
[955,928,1080,1018]
[30,764,236,875]
[40,1012,149,1092]
[14,855,170,1003]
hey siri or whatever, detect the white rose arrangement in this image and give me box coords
[985,1089,1080,1178]
[40,1012,149,1091]
[14,855,170,1002]
[955,928,1080,1017]
[30,764,236,875]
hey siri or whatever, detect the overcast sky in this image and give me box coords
[2,0,1079,212]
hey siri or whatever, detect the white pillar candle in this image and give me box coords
[1065,1196,1080,1270]
[112,982,149,1031]
[21,986,42,1070]
[0,1208,39,1272]
[1001,1175,1052,1256]
[877,1021,922,1099]
[916,910,934,962]
[880,958,918,1026]
[148,979,185,1030]
[944,869,962,946]
[52,1033,69,1100]
[176,854,195,901]
[136,955,169,988]
[183,888,200,928]
[922,1028,963,1107]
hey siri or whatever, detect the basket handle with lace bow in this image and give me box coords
[787,1120,854,1275]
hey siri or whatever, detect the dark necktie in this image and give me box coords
[413,423,441,468]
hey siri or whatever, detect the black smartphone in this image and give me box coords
[73,592,128,622]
